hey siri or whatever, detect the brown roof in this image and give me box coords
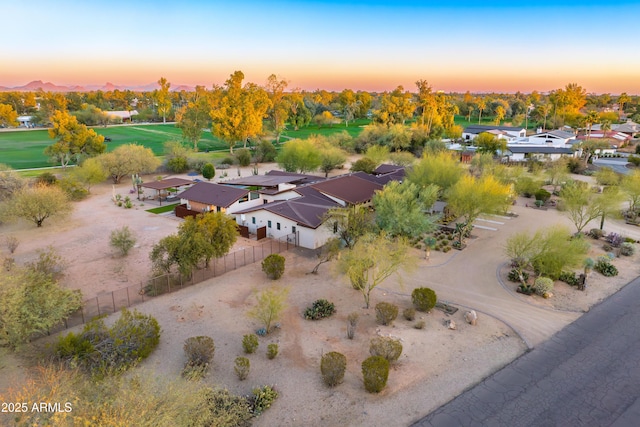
[311,174,383,205]
[177,182,249,208]
[141,177,193,190]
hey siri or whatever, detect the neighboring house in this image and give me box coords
[105,110,138,122]
[519,130,577,147]
[17,115,34,127]
[220,171,324,203]
[506,146,575,162]
[611,121,639,138]
[176,182,262,216]
[576,131,632,148]
[310,174,384,206]
[462,125,526,141]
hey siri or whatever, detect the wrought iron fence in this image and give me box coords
[50,235,295,334]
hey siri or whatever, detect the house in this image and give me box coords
[176,182,262,217]
[105,110,138,122]
[506,146,575,162]
[310,174,384,206]
[462,125,526,142]
[521,130,577,148]
[576,131,632,148]
[17,115,34,128]
[612,121,639,138]
[219,171,324,203]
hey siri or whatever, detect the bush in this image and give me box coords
[110,226,136,256]
[411,287,437,312]
[167,156,189,173]
[534,277,554,296]
[629,155,640,167]
[235,148,252,167]
[242,334,259,354]
[220,157,235,166]
[507,269,529,283]
[589,228,605,239]
[606,232,623,248]
[56,309,160,376]
[251,385,278,415]
[347,312,359,339]
[403,307,416,321]
[534,188,551,202]
[262,254,285,280]
[595,257,618,277]
[187,157,207,173]
[369,336,403,363]
[350,157,377,174]
[36,172,58,185]
[234,357,250,380]
[620,242,635,256]
[201,163,215,181]
[414,320,426,329]
[362,356,390,393]
[267,343,279,360]
[567,158,586,174]
[321,351,347,387]
[375,302,399,326]
[304,299,336,320]
[255,140,278,163]
[183,336,215,377]
[559,271,579,286]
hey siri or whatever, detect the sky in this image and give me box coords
[2,0,640,94]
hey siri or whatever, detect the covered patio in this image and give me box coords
[140,178,194,206]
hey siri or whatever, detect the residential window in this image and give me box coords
[216,206,221,212]
[277,223,281,230]
[333,222,338,233]
[268,220,272,228]
[292,226,296,234]
[252,217,256,224]
[250,191,259,200]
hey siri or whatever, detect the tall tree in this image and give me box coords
[617,92,631,120]
[407,151,465,197]
[154,77,172,124]
[559,181,601,233]
[373,180,438,238]
[474,132,507,156]
[196,212,239,267]
[210,71,271,153]
[324,205,373,249]
[338,89,360,127]
[176,85,210,151]
[266,74,290,142]
[475,97,487,123]
[585,110,599,139]
[0,103,18,127]
[621,170,640,223]
[45,110,106,168]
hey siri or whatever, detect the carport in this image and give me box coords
[140,178,194,205]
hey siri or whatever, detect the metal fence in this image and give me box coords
[51,235,295,334]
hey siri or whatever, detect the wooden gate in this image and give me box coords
[256,226,267,240]
[238,225,250,238]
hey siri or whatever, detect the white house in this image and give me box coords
[522,130,577,147]
[105,110,138,122]
[463,125,526,141]
[17,115,34,127]
[506,146,575,162]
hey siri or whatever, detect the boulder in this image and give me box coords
[464,310,477,326]
[446,319,457,330]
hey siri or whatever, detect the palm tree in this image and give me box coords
[585,110,599,140]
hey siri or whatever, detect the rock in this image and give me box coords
[543,292,554,299]
[464,310,478,326]
[446,319,456,330]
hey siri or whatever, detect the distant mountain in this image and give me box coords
[0,80,197,92]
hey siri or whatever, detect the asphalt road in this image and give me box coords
[593,157,632,175]
[412,277,640,427]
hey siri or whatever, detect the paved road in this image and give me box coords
[412,277,640,427]
[593,157,631,175]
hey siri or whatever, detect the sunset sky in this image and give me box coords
[2,0,640,94]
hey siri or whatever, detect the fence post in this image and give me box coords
[126,287,131,307]
[96,297,100,316]
[112,291,116,313]
[81,306,85,324]
[234,252,237,270]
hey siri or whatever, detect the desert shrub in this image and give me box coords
[606,232,623,248]
[566,158,586,174]
[261,253,285,280]
[55,309,160,376]
[602,243,613,252]
[624,237,636,243]
[534,188,551,202]
[595,257,618,277]
[58,176,90,200]
[304,299,336,320]
[403,307,416,321]
[369,336,403,362]
[267,343,279,360]
[201,163,215,181]
[182,336,215,379]
[362,355,390,393]
[220,157,235,166]
[250,385,278,415]
[234,357,250,380]
[507,269,529,283]
[558,271,579,286]
[620,242,635,256]
[255,140,278,163]
[167,156,189,173]
[350,157,377,174]
[242,334,259,354]
[235,148,252,167]
[35,172,58,185]
[534,277,554,296]
[187,157,207,173]
[629,155,640,166]
[411,287,437,312]
[347,312,359,339]
[375,302,399,326]
[414,320,426,329]
[320,351,347,387]
[4,235,19,254]
[110,226,137,256]
[25,246,66,279]
[589,228,605,239]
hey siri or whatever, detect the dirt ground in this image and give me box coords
[1,167,639,426]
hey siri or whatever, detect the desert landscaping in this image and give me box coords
[2,162,639,426]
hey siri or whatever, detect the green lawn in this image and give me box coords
[281,118,370,140]
[0,124,230,170]
[145,203,180,214]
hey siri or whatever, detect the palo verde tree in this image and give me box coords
[407,151,465,198]
[474,132,507,156]
[339,232,415,308]
[210,70,271,153]
[1,183,71,227]
[276,138,322,173]
[324,204,373,249]
[621,170,640,222]
[447,174,513,242]
[45,110,106,168]
[247,286,289,334]
[196,212,239,267]
[559,180,601,233]
[97,144,161,184]
[372,180,438,238]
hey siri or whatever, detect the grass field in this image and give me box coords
[145,203,180,214]
[280,118,370,140]
[0,124,230,169]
